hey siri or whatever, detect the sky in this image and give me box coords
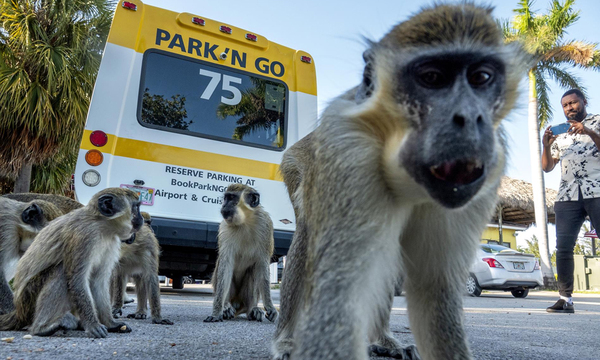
[138,0,600,248]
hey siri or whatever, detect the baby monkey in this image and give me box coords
[204,184,278,322]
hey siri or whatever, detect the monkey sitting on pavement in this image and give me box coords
[204,184,278,323]
[0,198,63,314]
[4,193,165,320]
[111,212,173,325]
[0,188,143,338]
[272,4,527,360]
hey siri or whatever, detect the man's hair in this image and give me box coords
[562,89,586,102]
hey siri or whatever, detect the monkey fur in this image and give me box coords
[3,193,83,214]
[0,188,143,338]
[204,184,278,323]
[272,4,527,360]
[111,213,173,325]
[0,198,63,314]
[3,193,169,324]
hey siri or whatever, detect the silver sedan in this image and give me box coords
[466,244,543,298]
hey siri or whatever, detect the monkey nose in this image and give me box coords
[430,159,484,185]
[221,209,234,220]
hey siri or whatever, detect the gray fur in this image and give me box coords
[0,198,62,314]
[111,222,173,325]
[0,188,143,338]
[204,184,278,323]
[272,4,526,360]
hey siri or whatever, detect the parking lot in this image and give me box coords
[1,285,599,359]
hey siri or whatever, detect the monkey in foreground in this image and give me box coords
[111,212,173,325]
[0,188,143,338]
[275,131,417,359]
[204,184,278,323]
[0,198,63,314]
[271,4,526,360]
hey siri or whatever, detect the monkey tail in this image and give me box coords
[0,311,21,330]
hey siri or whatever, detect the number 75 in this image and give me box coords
[199,69,242,106]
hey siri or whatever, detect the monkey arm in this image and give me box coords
[205,253,234,322]
[257,258,278,322]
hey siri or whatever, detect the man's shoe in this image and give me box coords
[546,299,574,313]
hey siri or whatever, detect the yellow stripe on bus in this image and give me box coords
[80,130,282,181]
[108,0,317,96]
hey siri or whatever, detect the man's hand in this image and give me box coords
[567,120,592,135]
[543,126,557,148]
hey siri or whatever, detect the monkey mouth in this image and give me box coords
[429,159,484,186]
[122,233,136,244]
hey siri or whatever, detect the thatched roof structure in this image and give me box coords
[492,176,558,226]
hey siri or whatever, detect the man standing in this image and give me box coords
[542,89,600,313]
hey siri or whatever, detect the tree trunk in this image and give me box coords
[528,71,556,288]
[13,163,32,193]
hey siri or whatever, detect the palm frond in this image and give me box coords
[540,63,586,97]
[532,68,552,129]
[542,40,597,67]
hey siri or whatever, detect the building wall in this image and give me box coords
[481,226,518,249]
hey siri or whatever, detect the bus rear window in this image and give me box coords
[138,50,287,150]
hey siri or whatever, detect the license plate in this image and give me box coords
[120,184,155,206]
[513,262,525,270]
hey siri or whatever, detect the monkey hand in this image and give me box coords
[203,315,223,322]
[107,322,132,333]
[223,304,236,320]
[265,306,278,322]
[127,312,147,320]
[112,307,123,318]
[152,318,174,325]
[248,307,265,322]
[85,323,109,338]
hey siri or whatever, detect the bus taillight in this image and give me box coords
[90,130,108,147]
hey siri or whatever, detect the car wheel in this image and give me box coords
[511,288,529,298]
[466,274,482,297]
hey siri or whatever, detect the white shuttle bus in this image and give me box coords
[74,0,317,287]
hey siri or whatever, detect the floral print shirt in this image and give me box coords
[551,114,600,201]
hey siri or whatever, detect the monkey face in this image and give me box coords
[359,48,509,208]
[96,190,143,243]
[21,203,45,230]
[220,185,260,225]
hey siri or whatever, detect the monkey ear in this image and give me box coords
[249,193,260,208]
[21,204,43,225]
[356,49,375,102]
[98,194,117,217]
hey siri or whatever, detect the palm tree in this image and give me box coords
[0,0,114,194]
[503,0,600,286]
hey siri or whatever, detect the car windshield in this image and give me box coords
[480,244,520,254]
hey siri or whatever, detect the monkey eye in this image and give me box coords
[468,66,494,87]
[416,67,448,89]
[224,193,234,202]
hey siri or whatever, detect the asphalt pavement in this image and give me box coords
[0,285,599,359]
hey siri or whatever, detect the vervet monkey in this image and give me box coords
[275,135,417,360]
[204,184,278,323]
[0,188,143,338]
[0,198,63,314]
[3,193,83,214]
[111,212,173,325]
[272,4,526,360]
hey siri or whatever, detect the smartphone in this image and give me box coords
[550,123,570,135]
